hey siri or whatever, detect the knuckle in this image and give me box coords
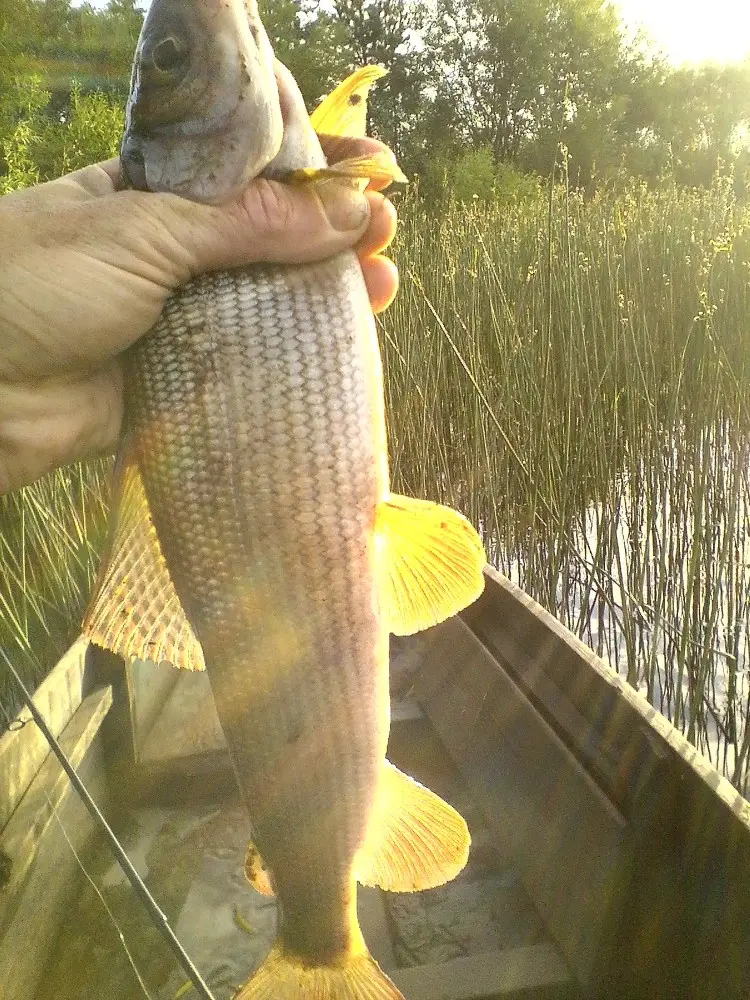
[244,179,296,239]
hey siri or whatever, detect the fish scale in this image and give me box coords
[128,253,388,948]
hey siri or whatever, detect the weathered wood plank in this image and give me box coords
[0,637,89,829]
[358,886,397,972]
[138,667,222,763]
[127,657,180,757]
[463,568,750,999]
[0,685,112,920]
[0,692,110,1000]
[391,944,574,1000]
[468,569,750,829]
[412,616,628,988]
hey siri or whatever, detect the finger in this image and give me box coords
[96,158,124,188]
[66,160,120,197]
[2,160,119,210]
[361,254,399,314]
[160,176,372,276]
[318,134,391,165]
[356,193,397,259]
[317,135,402,193]
[0,364,122,494]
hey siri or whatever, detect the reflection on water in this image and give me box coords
[491,421,750,796]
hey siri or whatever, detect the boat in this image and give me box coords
[1,566,748,1000]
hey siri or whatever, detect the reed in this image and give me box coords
[0,463,110,723]
[2,149,750,792]
[381,166,750,792]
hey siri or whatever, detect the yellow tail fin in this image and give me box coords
[234,942,403,1000]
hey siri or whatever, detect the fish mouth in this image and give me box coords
[121,0,284,204]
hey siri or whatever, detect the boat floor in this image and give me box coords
[34,683,578,1000]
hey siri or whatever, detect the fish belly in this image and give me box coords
[126,250,390,950]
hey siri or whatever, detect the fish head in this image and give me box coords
[121,0,284,204]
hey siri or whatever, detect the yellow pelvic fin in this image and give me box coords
[355,760,470,892]
[375,494,486,636]
[310,65,387,138]
[244,840,275,897]
[82,443,205,671]
[233,942,404,1000]
[289,152,407,190]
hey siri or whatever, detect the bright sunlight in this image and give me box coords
[616,0,750,65]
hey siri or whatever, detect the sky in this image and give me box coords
[109,0,750,69]
[614,0,750,66]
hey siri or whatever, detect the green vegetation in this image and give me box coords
[0,75,123,192]
[2,0,750,192]
[0,463,110,725]
[382,167,750,791]
[2,2,750,793]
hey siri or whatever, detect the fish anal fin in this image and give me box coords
[375,494,486,636]
[234,942,403,1000]
[244,840,275,897]
[82,444,205,671]
[355,760,470,892]
[309,65,387,138]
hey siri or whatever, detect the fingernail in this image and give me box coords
[318,185,370,231]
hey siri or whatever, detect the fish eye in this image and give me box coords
[151,35,188,74]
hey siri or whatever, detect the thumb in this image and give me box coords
[152,176,372,276]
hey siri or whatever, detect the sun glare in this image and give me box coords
[615,0,750,66]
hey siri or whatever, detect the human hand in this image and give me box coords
[0,136,398,495]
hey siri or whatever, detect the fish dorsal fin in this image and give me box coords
[375,494,486,636]
[83,446,205,671]
[355,760,470,892]
[310,65,387,138]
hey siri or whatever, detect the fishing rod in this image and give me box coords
[3,655,216,1000]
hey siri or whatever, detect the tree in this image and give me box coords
[424,0,666,184]
[655,61,750,185]
[0,0,36,85]
[261,0,351,107]
[325,0,428,158]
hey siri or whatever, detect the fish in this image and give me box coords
[83,1,487,998]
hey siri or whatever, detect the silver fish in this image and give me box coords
[85,2,486,997]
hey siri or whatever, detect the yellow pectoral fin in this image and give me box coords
[288,152,408,190]
[310,65,387,137]
[303,67,409,190]
[82,441,205,671]
[375,494,486,636]
[355,760,470,892]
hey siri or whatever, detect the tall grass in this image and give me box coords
[2,101,750,793]
[381,163,750,792]
[0,464,110,722]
